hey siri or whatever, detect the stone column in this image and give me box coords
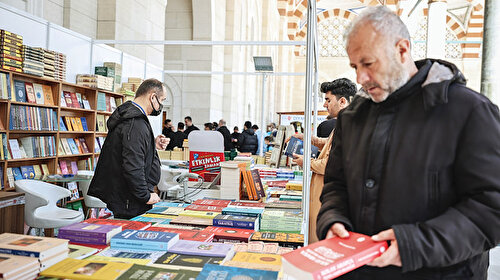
[481,0,500,106]
[426,0,447,59]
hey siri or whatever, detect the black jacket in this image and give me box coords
[166,131,186,150]
[317,118,336,138]
[217,126,232,151]
[238,128,258,154]
[88,101,161,219]
[231,132,240,149]
[317,59,500,279]
[184,125,199,136]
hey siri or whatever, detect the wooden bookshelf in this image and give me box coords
[0,69,124,191]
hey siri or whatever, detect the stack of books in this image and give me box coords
[83,218,152,230]
[103,62,122,92]
[121,77,143,92]
[0,233,69,271]
[219,161,247,200]
[42,49,55,79]
[76,74,114,91]
[260,209,303,233]
[21,45,44,76]
[0,253,39,280]
[54,51,66,81]
[110,230,179,251]
[0,30,22,72]
[58,222,122,245]
[213,214,259,231]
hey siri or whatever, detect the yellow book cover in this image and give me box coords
[223,260,282,271]
[230,252,281,265]
[41,164,50,175]
[70,117,79,131]
[141,214,177,220]
[40,258,132,280]
[285,182,303,191]
[178,210,219,219]
[86,255,151,265]
[42,84,54,105]
[96,115,106,132]
[75,117,84,131]
[64,116,73,131]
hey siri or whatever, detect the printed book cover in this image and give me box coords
[153,252,223,272]
[110,230,179,251]
[83,218,151,231]
[281,232,388,280]
[195,264,278,280]
[116,264,199,280]
[204,226,254,242]
[39,258,132,280]
[168,240,233,258]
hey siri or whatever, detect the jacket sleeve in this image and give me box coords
[121,119,152,204]
[316,112,353,240]
[310,157,328,175]
[393,101,500,272]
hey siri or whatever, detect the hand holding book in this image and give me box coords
[367,229,401,267]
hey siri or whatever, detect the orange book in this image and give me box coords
[241,169,254,200]
[73,138,84,154]
[246,170,259,200]
[42,85,54,105]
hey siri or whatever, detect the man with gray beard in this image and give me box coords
[317,6,500,279]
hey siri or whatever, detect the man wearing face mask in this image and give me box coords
[88,78,169,219]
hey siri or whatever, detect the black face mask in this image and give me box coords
[150,95,163,116]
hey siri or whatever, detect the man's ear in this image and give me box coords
[396,39,411,63]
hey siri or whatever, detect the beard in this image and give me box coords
[363,56,411,103]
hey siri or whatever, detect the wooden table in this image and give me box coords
[0,191,25,234]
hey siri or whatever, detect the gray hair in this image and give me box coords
[219,119,226,125]
[344,6,410,48]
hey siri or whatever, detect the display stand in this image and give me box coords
[188,131,225,179]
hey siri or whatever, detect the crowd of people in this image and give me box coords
[161,116,279,155]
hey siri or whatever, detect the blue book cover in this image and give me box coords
[153,202,191,208]
[59,117,67,131]
[66,138,79,154]
[110,230,179,251]
[285,137,320,158]
[221,207,264,218]
[196,264,278,280]
[0,166,3,189]
[52,111,58,131]
[13,80,26,102]
[12,167,23,180]
[20,166,32,179]
[130,216,171,224]
[80,117,88,131]
[97,92,106,111]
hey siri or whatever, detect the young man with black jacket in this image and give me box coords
[88,79,168,219]
[238,121,258,154]
[217,119,232,151]
[317,6,500,279]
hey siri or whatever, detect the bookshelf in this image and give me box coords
[0,69,125,191]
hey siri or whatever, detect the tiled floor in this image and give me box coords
[489,246,500,280]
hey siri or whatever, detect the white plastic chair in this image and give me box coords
[77,170,107,219]
[158,166,187,200]
[14,179,84,236]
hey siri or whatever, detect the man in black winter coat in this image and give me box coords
[88,79,168,219]
[317,6,500,279]
[184,116,199,136]
[217,119,233,151]
[238,121,258,154]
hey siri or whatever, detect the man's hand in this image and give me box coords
[292,153,304,167]
[147,192,161,204]
[155,135,169,150]
[325,222,350,239]
[367,229,401,267]
[285,133,304,144]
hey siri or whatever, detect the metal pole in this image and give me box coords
[312,9,319,138]
[481,0,500,105]
[302,0,316,246]
[259,74,267,157]
[94,40,306,46]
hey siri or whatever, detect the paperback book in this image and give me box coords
[213,214,259,230]
[40,258,132,280]
[58,223,122,245]
[153,252,224,272]
[196,264,278,280]
[168,240,233,258]
[116,264,199,280]
[83,218,151,231]
[110,230,179,251]
[204,226,254,243]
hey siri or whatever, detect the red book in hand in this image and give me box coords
[282,232,388,280]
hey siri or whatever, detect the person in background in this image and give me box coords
[231,126,241,150]
[291,78,356,243]
[168,122,186,149]
[88,78,168,219]
[217,119,233,151]
[316,115,335,138]
[252,124,263,154]
[267,122,278,138]
[184,116,199,136]
[264,136,274,152]
[177,122,185,134]
[318,6,500,279]
[212,121,218,131]
[238,121,258,154]
[162,119,174,139]
[204,122,214,131]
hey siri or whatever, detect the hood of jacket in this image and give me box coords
[243,128,255,135]
[356,59,466,110]
[108,101,149,131]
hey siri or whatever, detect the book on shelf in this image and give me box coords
[168,240,233,258]
[67,181,79,200]
[5,168,14,188]
[33,83,44,104]
[75,92,84,108]
[97,92,106,111]
[59,93,66,107]
[59,117,67,131]
[63,116,73,131]
[94,138,101,153]
[82,95,91,109]
[66,138,80,154]
[32,165,42,180]
[20,165,35,179]
[80,117,88,131]
[281,232,388,280]
[41,84,53,105]
[40,258,132,280]
[58,222,122,245]
[70,117,79,131]
[73,138,84,154]
[105,95,111,112]
[96,114,106,132]
[117,264,200,280]
[69,92,79,108]
[110,230,179,251]
[9,105,57,131]
[152,252,223,272]
[60,138,72,155]
[110,96,117,112]
[104,116,109,131]
[79,138,90,153]
[0,166,3,190]
[0,233,68,261]
[63,91,73,108]
[24,82,36,103]
[7,139,22,159]
[77,158,92,171]
[59,161,69,175]
[41,164,50,175]
[83,218,151,231]
[70,161,79,174]
[11,167,22,181]
[13,80,26,102]
[0,72,11,100]
[196,263,278,280]
[74,117,84,131]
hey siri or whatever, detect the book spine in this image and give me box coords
[221,210,260,218]
[110,240,168,250]
[58,233,107,244]
[213,219,255,230]
[0,248,40,258]
[213,237,247,243]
